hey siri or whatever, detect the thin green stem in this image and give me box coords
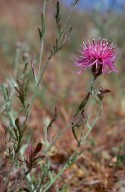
[5,158,16,188]
[44,164,68,192]
[44,152,79,192]
[79,101,102,145]
[90,76,97,94]
[42,76,98,155]
[38,0,46,82]
[61,0,79,32]
[43,123,73,155]
[26,0,79,122]
[26,54,52,123]
[8,169,31,192]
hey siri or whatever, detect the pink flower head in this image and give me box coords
[75,39,118,77]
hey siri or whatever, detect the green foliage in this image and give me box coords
[38,14,45,40]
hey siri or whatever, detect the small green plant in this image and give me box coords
[0,1,118,192]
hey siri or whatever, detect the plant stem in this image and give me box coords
[90,76,97,94]
[26,0,80,122]
[79,101,102,145]
[62,0,79,32]
[44,152,79,192]
[38,0,46,82]
[8,169,31,192]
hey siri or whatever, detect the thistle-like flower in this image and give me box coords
[75,39,118,77]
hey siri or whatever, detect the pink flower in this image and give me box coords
[75,39,118,76]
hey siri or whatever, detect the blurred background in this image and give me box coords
[0,0,125,191]
[64,0,125,11]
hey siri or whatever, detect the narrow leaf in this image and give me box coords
[72,125,79,144]
[55,1,60,20]
[38,28,42,40]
